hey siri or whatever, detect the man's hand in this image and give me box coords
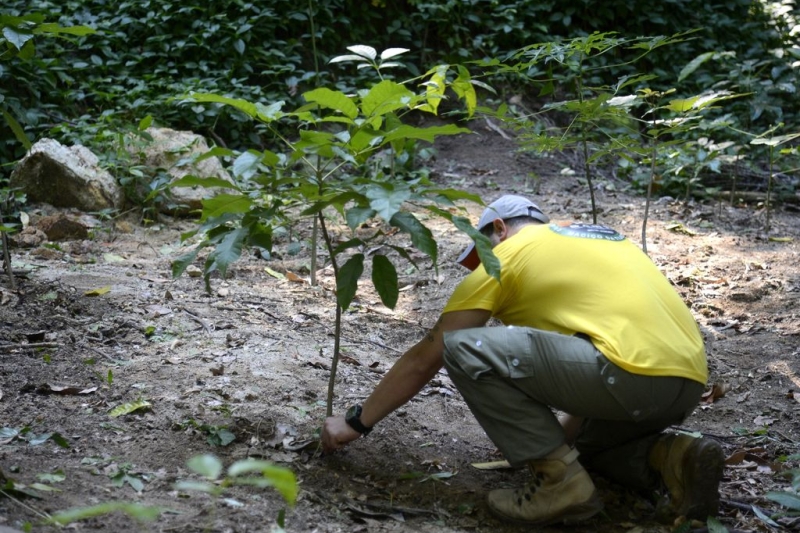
[321,415,361,453]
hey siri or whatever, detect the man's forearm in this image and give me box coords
[360,338,443,427]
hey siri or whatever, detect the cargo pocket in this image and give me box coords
[598,355,660,422]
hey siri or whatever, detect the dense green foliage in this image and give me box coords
[2,0,798,170]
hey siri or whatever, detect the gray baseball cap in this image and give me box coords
[457,195,549,270]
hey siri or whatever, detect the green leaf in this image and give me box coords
[361,80,414,117]
[678,52,715,82]
[206,226,247,278]
[232,150,262,180]
[49,503,163,526]
[2,27,34,50]
[37,470,66,483]
[108,399,152,418]
[34,23,96,37]
[337,254,364,310]
[371,255,398,309]
[366,186,411,222]
[706,516,729,533]
[174,480,219,494]
[451,216,500,281]
[382,123,471,144]
[767,490,800,510]
[1,109,31,150]
[389,212,437,263]
[451,65,478,117]
[171,175,237,190]
[0,427,21,439]
[137,115,153,130]
[187,454,223,480]
[303,88,358,120]
[200,194,252,221]
[345,207,375,230]
[185,93,284,123]
[171,248,201,279]
[228,459,298,505]
[345,44,377,60]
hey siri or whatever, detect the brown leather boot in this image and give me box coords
[487,446,603,525]
[649,433,724,520]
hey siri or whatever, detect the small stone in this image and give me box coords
[186,265,202,278]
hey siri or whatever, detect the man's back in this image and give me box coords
[444,222,707,383]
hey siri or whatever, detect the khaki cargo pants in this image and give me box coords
[442,325,705,490]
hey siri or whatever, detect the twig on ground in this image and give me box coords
[0,342,60,350]
[180,306,212,335]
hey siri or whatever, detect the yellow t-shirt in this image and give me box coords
[443,223,708,384]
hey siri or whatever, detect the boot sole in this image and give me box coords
[490,492,604,526]
[679,439,724,520]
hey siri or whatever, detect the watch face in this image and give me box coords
[346,405,361,421]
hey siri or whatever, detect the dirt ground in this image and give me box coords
[1,122,799,533]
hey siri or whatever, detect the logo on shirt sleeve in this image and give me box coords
[549,222,626,241]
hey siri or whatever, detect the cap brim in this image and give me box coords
[457,242,481,271]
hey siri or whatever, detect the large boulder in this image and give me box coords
[9,139,124,212]
[128,128,235,214]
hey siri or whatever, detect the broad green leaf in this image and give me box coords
[49,502,163,526]
[35,23,96,37]
[137,115,153,130]
[766,490,800,510]
[1,109,31,150]
[108,399,151,418]
[206,226,247,278]
[678,52,715,82]
[333,238,366,256]
[346,44,377,60]
[172,248,201,278]
[371,255,398,309]
[171,175,237,190]
[345,207,375,230]
[84,286,111,297]
[389,212,437,263]
[451,216,501,281]
[337,254,364,310]
[366,186,411,221]
[751,132,800,147]
[706,516,729,533]
[381,47,409,60]
[187,454,223,480]
[186,93,259,118]
[303,88,358,120]
[329,54,369,64]
[0,427,21,438]
[212,428,236,447]
[420,65,447,114]
[174,480,219,494]
[37,471,66,483]
[382,124,471,144]
[361,80,414,117]
[232,150,262,180]
[2,27,34,50]
[200,194,253,221]
[28,483,61,492]
[229,459,298,505]
[451,65,477,117]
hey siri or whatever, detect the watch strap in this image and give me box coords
[345,405,373,436]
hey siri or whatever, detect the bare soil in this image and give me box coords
[1,123,799,533]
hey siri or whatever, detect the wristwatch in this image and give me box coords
[345,405,373,436]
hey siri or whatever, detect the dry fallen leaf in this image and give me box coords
[701,382,731,404]
[285,271,306,283]
[84,286,111,297]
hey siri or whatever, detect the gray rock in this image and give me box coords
[128,128,235,214]
[10,138,124,212]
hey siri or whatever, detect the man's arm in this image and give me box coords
[321,309,490,452]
